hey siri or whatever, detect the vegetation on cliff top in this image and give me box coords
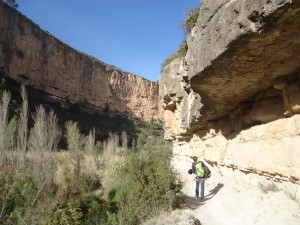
[161,6,200,70]
[183,6,200,34]
[161,40,188,70]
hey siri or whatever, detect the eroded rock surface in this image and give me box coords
[0,2,162,121]
[160,0,300,182]
[173,115,300,182]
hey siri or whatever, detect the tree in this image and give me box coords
[29,105,61,153]
[17,85,28,169]
[0,91,11,166]
[4,0,18,9]
[66,121,84,177]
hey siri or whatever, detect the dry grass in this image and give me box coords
[0,85,170,224]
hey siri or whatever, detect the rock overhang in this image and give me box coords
[187,0,300,133]
[160,0,300,139]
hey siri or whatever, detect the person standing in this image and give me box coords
[190,156,211,201]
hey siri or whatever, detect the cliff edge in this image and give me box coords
[0,2,162,122]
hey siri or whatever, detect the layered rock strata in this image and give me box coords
[0,2,162,121]
[160,0,300,182]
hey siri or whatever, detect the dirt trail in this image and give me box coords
[172,155,300,225]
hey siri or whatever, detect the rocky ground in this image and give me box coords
[168,155,300,225]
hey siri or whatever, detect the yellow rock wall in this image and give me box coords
[173,115,300,182]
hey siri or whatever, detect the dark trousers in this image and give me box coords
[195,178,205,199]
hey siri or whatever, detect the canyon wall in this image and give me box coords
[0,2,162,122]
[160,0,300,182]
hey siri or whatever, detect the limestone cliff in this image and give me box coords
[0,2,162,122]
[160,0,300,182]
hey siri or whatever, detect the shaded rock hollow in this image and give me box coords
[160,0,300,182]
[0,2,162,122]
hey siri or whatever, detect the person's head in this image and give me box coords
[192,156,198,162]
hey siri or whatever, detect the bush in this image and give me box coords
[183,7,200,34]
[161,5,200,70]
[0,77,180,224]
[107,146,183,224]
[47,200,83,225]
[48,195,116,225]
[57,162,101,201]
[161,40,188,70]
[0,175,38,224]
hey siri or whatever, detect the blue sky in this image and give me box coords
[18,0,200,81]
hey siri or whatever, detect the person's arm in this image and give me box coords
[202,162,211,178]
[192,162,196,174]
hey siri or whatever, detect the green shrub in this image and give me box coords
[47,200,83,225]
[0,74,177,224]
[58,163,101,201]
[107,146,183,224]
[81,195,117,225]
[0,176,38,224]
[161,40,188,70]
[136,133,146,150]
[93,141,103,156]
[48,195,116,225]
[108,205,139,225]
[183,7,200,34]
[161,5,200,71]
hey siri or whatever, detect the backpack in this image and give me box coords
[195,161,211,178]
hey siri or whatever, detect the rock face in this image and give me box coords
[160,0,300,182]
[173,115,300,182]
[0,2,162,122]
